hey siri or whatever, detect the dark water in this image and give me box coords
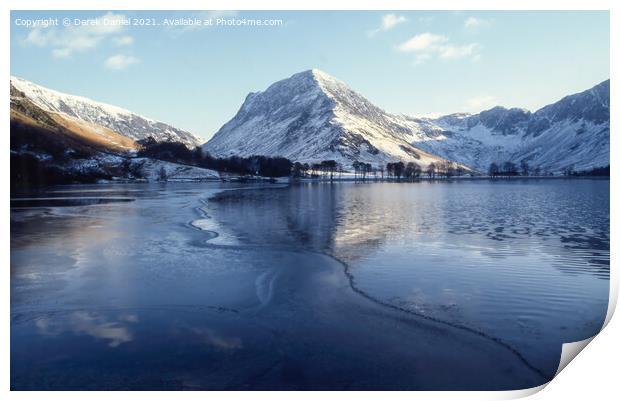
[10,179,609,390]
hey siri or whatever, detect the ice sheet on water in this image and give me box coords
[190,215,239,246]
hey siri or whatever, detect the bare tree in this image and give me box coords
[520,160,530,176]
[404,162,422,180]
[352,161,360,180]
[426,162,436,179]
[321,160,338,181]
[157,166,168,182]
[378,164,385,180]
[502,161,518,176]
[392,161,405,180]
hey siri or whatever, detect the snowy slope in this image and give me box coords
[204,70,608,173]
[128,158,220,181]
[203,69,454,169]
[11,76,202,148]
[409,80,610,173]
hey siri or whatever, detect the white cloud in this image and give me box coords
[25,28,49,46]
[397,32,481,64]
[104,54,139,70]
[22,12,133,58]
[113,35,134,46]
[52,48,72,59]
[397,32,448,52]
[84,12,127,35]
[368,13,408,37]
[465,95,497,111]
[382,14,407,30]
[464,17,491,29]
[438,43,480,59]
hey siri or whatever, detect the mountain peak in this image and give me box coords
[284,69,345,90]
[309,68,336,82]
[205,69,448,168]
[294,68,334,79]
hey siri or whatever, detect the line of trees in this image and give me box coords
[386,161,423,180]
[137,138,486,182]
[136,139,503,182]
[567,165,610,176]
[489,161,610,178]
[137,138,292,177]
[424,161,468,179]
[488,161,542,177]
[290,160,344,180]
[353,161,373,180]
[371,160,466,180]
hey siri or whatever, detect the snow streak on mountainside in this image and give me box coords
[204,69,609,173]
[204,69,455,168]
[10,76,202,148]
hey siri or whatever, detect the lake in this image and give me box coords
[10,179,609,390]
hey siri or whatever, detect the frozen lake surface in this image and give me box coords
[10,179,609,390]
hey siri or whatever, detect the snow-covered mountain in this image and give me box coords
[204,69,609,173]
[10,76,202,148]
[409,79,610,172]
[203,69,456,168]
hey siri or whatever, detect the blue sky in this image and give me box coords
[11,10,609,142]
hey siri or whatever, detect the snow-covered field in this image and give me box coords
[128,158,220,181]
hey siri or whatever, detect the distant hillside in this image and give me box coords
[204,69,609,173]
[11,76,202,148]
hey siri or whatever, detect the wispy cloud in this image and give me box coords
[381,14,407,30]
[22,12,133,58]
[104,54,139,70]
[397,32,447,52]
[464,17,491,29]
[439,43,480,59]
[397,32,481,64]
[368,13,408,37]
[113,35,134,46]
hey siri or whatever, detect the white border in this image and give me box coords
[3,1,617,400]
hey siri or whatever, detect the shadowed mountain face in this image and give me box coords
[418,79,610,172]
[11,84,137,155]
[534,79,610,126]
[10,83,216,189]
[10,76,202,148]
[204,70,609,173]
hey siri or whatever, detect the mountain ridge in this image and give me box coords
[10,71,609,174]
[10,76,202,148]
[205,69,609,172]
